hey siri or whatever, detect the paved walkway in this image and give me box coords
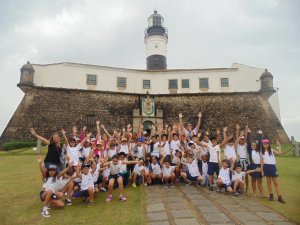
[146,184,295,225]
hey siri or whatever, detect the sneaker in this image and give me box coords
[208,186,214,191]
[216,188,221,193]
[170,184,175,188]
[41,209,51,218]
[144,183,147,186]
[269,193,274,201]
[164,185,169,189]
[119,195,127,202]
[278,196,286,204]
[87,201,95,207]
[132,183,137,188]
[233,192,240,196]
[65,199,72,206]
[106,195,113,202]
[100,187,107,192]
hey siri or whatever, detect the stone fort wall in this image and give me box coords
[0,86,289,147]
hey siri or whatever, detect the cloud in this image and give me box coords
[0,0,299,140]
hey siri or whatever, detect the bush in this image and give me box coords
[2,141,37,151]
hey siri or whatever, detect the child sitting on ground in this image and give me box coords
[160,154,176,188]
[216,159,233,193]
[180,151,204,184]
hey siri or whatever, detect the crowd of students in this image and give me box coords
[30,112,285,218]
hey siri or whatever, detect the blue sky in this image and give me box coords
[0,0,299,139]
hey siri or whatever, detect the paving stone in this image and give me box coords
[148,221,170,225]
[167,196,183,203]
[215,198,239,205]
[273,222,296,225]
[232,212,262,221]
[239,221,267,225]
[147,197,163,204]
[147,193,163,198]
[171,209,194,219]
[174,218,200,225]
[198,205,221,213]
[225,205,248,212]
[147,211,168,222]
[202,212,232,223]
[256,212,285,222]
[186,194,206,200]
[244,205,272,212]
[168,202,188,210]
[147,203,165,212]
[191,199,213,206]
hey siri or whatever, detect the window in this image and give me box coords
[86,115,95,127]
[154,57,158,61]
[169,79,178,89]
[199,78,209,88]
[86,74,97,85]
[143,80,151,89]
[221,78,229,87]
[117,77,127,88]
[182,79,190,88]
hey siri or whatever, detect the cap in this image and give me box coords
[69,137,76,142]
[81,163,91,169]
[175,149,182,153]
[48,164,57,170]
[121,137,127,142]
[262,139,270,144]
[188,141,196,146]
[96,140,103,146]
[138,137,145,142]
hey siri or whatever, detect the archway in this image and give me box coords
[143,120,154,134]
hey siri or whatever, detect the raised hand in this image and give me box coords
[216,128,221,135]
[127,124,132,132]
[223,127,228,132]
[61,128,66,135]
[86,132,92,138]
[30,128,36,136]
[122,127,126,133]
[96,120,100,125]
[198,112,202,118]
[258,130,263,134]
[236,124,240,130]
[240,130,245,136]
[179,113,183,118]
[101,124,105,129]
[72,126,77,133]
[36,155,42,164]
[82,126,87,132]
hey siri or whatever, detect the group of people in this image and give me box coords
[30,112,285,218]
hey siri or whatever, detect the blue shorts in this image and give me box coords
[249,163,262,178]
[73,190,89,198]
[263,164,278,177]
[221,183,231,189]
[39,191,59,201]
[186,171,199,181]
[208,162,219,176]
[108,173,123,181]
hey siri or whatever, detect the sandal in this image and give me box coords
[106,195,113,202]
[119,195,127,202]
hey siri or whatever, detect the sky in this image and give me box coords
[0,0,299,140]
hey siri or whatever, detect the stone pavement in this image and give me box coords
[146,184,296,225]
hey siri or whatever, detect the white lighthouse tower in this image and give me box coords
[144,10,168,70]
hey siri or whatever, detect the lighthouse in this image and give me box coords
[144,10,168,70]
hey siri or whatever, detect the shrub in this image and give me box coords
[2,141,37,151]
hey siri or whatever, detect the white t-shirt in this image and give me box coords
[55,177,70,191]
[232,171,245,182]
[81,146,91,158]
[170,140,181,156]
[109,160,122,175]
[261,150,276,165]
[42,177,57,192]
[93,163,101,182]
[208,144,221,163]
[151,142,160,157]
[102,168,110,177]
[81,172,94,190]
[107,149,117,158]
[66,144,82,164]
[119,144,129,154]
[162,166,175,176]
[172,155,181,165]
[251,150,261,164]
[151,163,162,175]
[237,143,248,159]
[133,164,144,175]
[202,161,208,176]
[218,167,231,185]
[133,145,145,159]
[201,140,212,154]
[161,141,171,155]
[224,145,236,161]
[187,159,201,177]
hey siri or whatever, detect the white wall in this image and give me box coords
[32,62,264,94]
[268,89,281,122]
[145,35,168,57]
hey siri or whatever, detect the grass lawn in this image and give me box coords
[248,144,300,224]
[0,148,146,225]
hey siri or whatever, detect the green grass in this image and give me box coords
[0,147,146,225]
[249,144,300,224]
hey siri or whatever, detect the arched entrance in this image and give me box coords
[143,120,154,134]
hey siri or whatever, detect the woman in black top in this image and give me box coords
[30,128,62,172]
